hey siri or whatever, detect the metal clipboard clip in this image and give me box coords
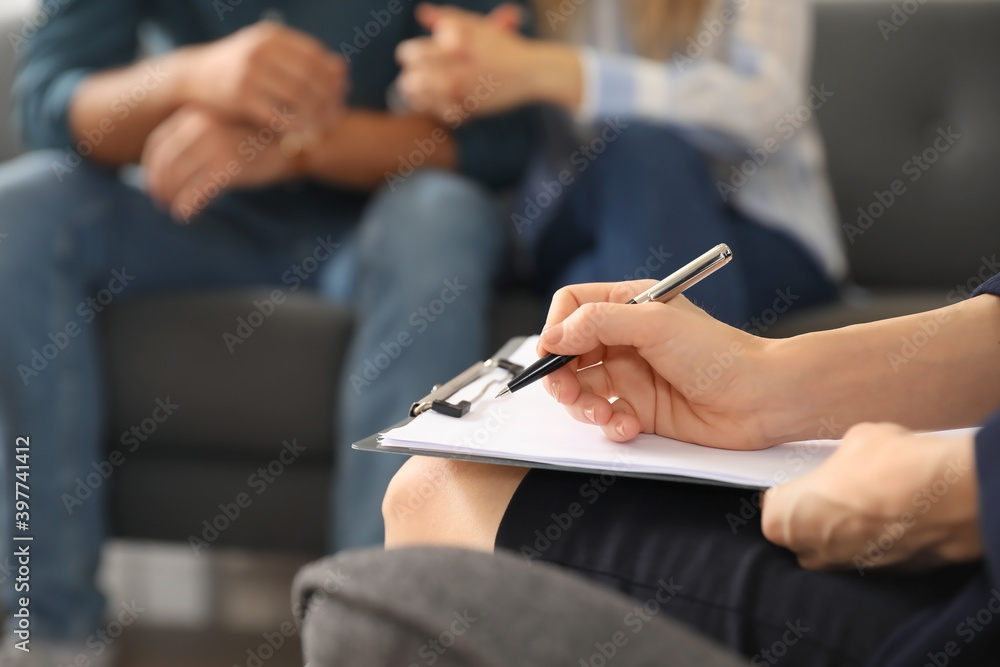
[410,355,524,418]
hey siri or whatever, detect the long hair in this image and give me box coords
[531,0,712,59]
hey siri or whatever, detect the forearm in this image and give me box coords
[67,49,195,165]
[522,41,583,112]
[768,295,1000,442]
[301,110,457,190]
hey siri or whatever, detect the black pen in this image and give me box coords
[495,244,734,398]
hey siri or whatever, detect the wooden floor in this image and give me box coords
[117,626,303,667]
[96,542,315,667]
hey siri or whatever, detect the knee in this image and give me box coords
[359,169,502,266]
[0,151,115,245]
[382,456,453,546]
[593,121,711,183]
[0,149,110,199]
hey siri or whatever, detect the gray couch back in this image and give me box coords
[812,1,1000,288]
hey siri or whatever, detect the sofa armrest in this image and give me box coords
[293,547,744,667]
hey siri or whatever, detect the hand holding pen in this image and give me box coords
[497,244,733,397]
[497,244,781,449]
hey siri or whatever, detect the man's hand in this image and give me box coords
[762,424,982,572]
[179,21,347,134]
[141,106,294,223]
[397,3,580,122]
[536,281,781,450]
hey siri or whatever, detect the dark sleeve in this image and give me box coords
[973,270,1000,580]
[13,0,142,150]
[972,272,1000,298]
[976,410,1000,586]
[417,0,538,188]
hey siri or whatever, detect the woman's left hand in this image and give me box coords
[396,3,563,122]
[762,423,982,573]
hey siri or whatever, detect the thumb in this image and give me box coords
[540,301,667,356]
[760,481,800,549]
[414,3,443,30]
[415,3,479,31]
[487,3,523,31]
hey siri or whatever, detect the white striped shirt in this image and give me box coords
[569,0,847,279]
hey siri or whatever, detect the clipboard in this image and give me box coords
[352,337,754,486]
[353,336,527,453]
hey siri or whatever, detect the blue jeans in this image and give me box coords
[526,123,838,324]
[0,152,502,641]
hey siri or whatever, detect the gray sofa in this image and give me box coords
[0,1,998,556]
[293,547,746,666]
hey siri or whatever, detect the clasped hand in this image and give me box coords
[142,21,348,222]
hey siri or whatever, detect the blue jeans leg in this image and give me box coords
[0,152,351,641]
[329,170,505,550]
[535,123,836,326]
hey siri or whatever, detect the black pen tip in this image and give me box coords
[495,386,511,398]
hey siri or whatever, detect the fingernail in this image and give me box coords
[615,422,626,438]
[584,406,595,423]
[541,323,563,345]
[550,382,560,402]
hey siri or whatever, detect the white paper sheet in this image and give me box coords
[379,337,975,488]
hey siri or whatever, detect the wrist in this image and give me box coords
[755,335,843,446]
[524,41,583,111]
[162,46,202,108]
[932,435,982,563]
[287,110,361,180]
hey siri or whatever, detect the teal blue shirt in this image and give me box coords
[13,0,535,187]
